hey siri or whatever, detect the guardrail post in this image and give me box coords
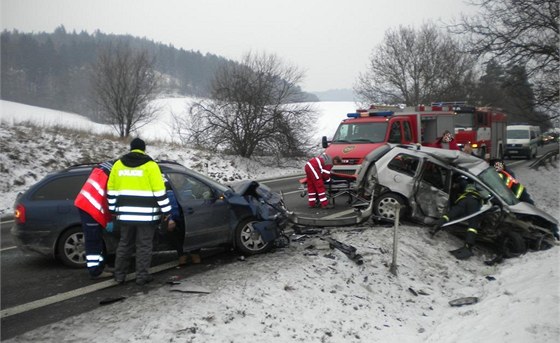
[389,203,401,276]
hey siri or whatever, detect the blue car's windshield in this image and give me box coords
[478,167,519,206]
[186,168,229,192]
[333,122,388,143]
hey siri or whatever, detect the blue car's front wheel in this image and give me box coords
[234,218,273,255]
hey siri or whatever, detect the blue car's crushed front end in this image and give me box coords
[227,180,288,244]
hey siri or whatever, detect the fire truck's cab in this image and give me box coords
[323,104,458,175]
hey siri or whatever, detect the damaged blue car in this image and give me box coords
[11,161,289,268]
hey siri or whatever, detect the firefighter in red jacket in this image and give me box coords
[304,153,341,208]
[74,161,115,280]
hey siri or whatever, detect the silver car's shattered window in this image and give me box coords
[477,167,518,206]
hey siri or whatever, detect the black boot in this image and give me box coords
[449,245,474,260]
[450,229,477,260]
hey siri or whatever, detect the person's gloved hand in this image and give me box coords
[430,218,447,237]
[106,221,114,233]
[167,219,176,232]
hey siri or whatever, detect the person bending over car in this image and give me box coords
[74,160,115,280]
[431,176,484,260]
[304,153,341,208]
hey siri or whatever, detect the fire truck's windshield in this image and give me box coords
[333,122,388,143]
[454,112,473,128]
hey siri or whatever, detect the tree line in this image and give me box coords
[1,0,557,159]
[1,26,250,118]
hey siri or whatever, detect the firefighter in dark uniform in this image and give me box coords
[431,176,483,260]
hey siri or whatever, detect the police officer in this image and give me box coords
[107,138,172,286]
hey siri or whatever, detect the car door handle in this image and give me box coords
[185,207,194,214]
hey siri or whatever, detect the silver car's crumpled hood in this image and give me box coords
[509,201,559,226]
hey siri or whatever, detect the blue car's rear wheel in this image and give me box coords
[56,226,87,268]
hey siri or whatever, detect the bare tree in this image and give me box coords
[188,52,315,158]
[452,0,559,112]
[355,22,477,106]
[91,44,161,137]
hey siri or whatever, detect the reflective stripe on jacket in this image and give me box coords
[107,151,171,223]
[455,184,482,204]
[74,164,113,227]
[305,155,332,182]
[498,170,525,199]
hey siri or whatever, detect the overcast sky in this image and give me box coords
[1,0,473,92]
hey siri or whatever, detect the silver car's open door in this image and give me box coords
[410,158,451,221]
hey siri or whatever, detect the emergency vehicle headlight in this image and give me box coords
[471,143,478,148]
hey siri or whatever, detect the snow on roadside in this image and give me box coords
[6,162,559,343]
[1,99,559,342]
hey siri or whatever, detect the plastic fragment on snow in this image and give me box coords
[99,296,126,305]
[169,282,211,294]
[449,297,478,307]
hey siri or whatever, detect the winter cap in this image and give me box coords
[130,138,146,151]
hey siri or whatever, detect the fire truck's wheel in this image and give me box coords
[374,193,407,221]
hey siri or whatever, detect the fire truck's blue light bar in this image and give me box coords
[348,111,394,118]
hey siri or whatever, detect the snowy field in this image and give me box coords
[1,99,559,342]
[0,98,355,216]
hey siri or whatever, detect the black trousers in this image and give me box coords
[447,195,482,228]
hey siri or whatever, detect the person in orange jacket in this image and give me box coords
[74,161,115,280]
[490,159,534,205]
[304,153,341,208]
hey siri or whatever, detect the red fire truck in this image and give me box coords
[322,102,507,175]
[322,104,456,175]
[446,102,507,160]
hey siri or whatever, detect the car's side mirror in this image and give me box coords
[322,136,329,148]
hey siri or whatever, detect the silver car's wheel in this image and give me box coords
[235,218,273,255]
[374,193,406,220]
[56,227,87,268]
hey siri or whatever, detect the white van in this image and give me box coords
[505,125,539,159]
